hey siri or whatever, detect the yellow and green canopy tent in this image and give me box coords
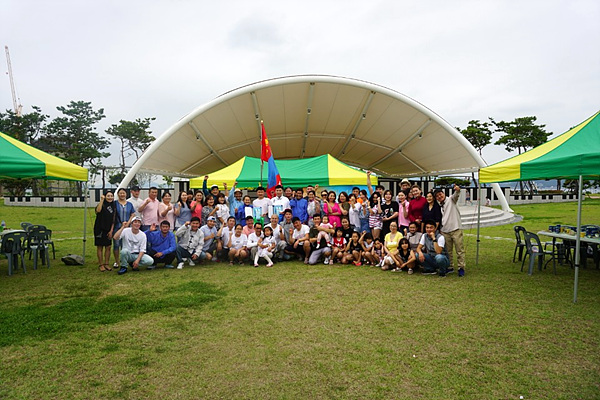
[0,131,88,181]
[480,111,600,183]
[480,110,600,303]
[189,154,377,189]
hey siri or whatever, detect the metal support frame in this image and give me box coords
[371,119,432,168]
[301,83,315,158]
[337,91,375,157]
[188,121,227,166]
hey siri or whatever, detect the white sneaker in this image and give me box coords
[188,259,195,266]
[177,262,184,270]
[324,256,330,265]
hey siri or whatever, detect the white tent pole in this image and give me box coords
[573,175,583,303]
[476,176,481,266]
[82,182,88,263]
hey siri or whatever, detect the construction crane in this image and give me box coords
[5,45,23,117]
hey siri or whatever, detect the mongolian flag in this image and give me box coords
[261,122,282,198]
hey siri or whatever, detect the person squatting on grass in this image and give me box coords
[391,238,416,274]
[113,188,136,270]
[380,221,403,270]
[435,185,466,277]
[113,216,154,275]
[416,220,450,277]
[307,214,333,265]
[145,220,177,269]
[175,217,205,269]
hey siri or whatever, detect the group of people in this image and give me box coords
[93,174,465,277]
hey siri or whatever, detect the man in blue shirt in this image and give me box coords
[145,220,177,269]
[226,181,244,219]
[290,188,308,224]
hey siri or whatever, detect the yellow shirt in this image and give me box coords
[385,231,403,251]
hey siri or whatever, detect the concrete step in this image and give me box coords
[458,206,523,229]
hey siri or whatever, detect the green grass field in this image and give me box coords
[1,199,599,399]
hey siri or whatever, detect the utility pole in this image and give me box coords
[5,45,23,116]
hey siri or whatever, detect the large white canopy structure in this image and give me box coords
[121,75,509,211]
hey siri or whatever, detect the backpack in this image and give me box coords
[61,254,84,265]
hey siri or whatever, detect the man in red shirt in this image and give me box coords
[408,185,427,231]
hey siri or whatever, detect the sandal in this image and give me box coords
[104,264,113,271]
[98,265,106,272]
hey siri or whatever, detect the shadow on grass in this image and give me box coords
[0,280,225,347]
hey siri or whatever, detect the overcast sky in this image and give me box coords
[2,0,599,171]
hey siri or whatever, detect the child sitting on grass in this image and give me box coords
[254,226,276,267]
[391,238,416,274]
[344,231,363,266]
[330,227,347,265]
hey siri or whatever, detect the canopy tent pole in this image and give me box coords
[475,177,481,266]
[573,175,583,303]
[82,182,88,263]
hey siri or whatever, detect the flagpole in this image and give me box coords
[260,120,264,187]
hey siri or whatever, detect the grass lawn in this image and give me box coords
[1,199,599,399]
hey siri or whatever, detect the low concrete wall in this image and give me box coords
[2,185,578,207]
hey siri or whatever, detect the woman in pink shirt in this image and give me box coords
[323,191,342,229]
[190,190,204,220]
[397,191,410,236]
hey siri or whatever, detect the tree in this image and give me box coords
[492,116,550,155]
[106,118,155,174]
[0,106,49,196]
[492,116,551,194]
[42,101,109,168]
[458,120,493,186]
[0,106,48,143]
[41,101,109,195]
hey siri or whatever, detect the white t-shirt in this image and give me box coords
[220,226,235,248]
[267,224,282,244]
[127,196,144,218]
[419,233,446,248]
[247,232,262,249]
[253,197,272,216]
[271,196,290,216]
[292,224,310,245]
[120,228,147,253]
[215,203,230,223]
[229,233,247,250]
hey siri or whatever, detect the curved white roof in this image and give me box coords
[123,75,487,182]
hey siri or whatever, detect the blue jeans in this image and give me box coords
[119,249,153,268]
[420,253,449,275]
[360,218,370,233]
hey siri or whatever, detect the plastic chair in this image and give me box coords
[523,232,556,275]
[1,231,28,275]
[27,228,51,270]
[44,229,56,259]
[20,222,33,231]
[513,226,527,262]
[26,224,47,232]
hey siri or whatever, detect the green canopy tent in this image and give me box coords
[479,111,600,302]
[0,131,90,262]
[189,154,378,189]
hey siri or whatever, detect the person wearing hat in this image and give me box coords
[225,181,244,220]
[400,178,411,197]
[201,175,221,198]
[200,216,218,261]
[113,216,154,275]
